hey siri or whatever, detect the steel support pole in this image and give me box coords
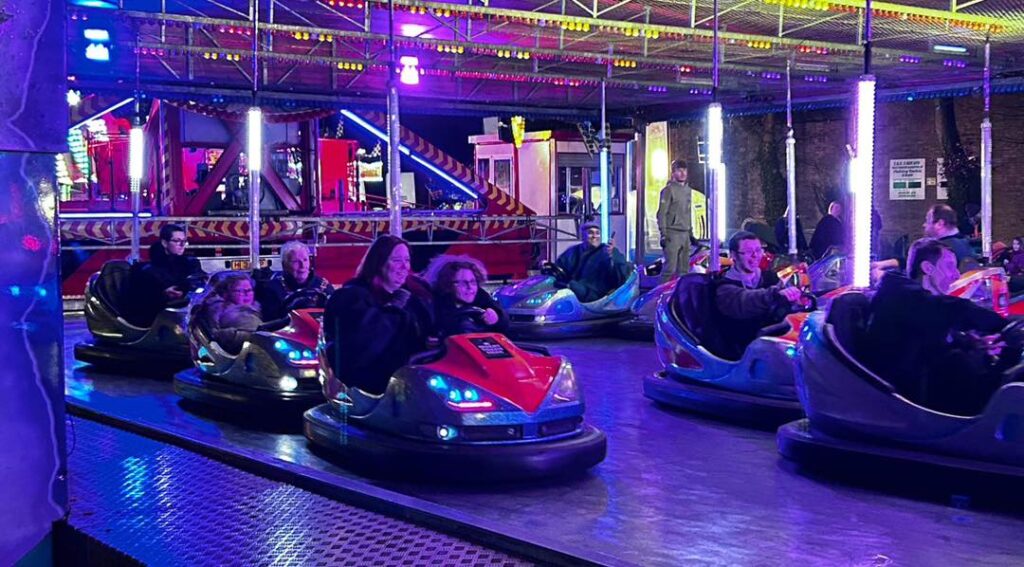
[248,0,261,269]
[785,59,798,258]
[981,39,992,260]
[387,0,403,237]
[600,80,611,244]
[708,0,721,272]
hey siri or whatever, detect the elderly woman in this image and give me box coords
[196,272,263,353]
[256,240,333,320]
[322,235,434,395]
[425,255,509,338]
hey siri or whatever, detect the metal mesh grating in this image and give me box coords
[66,418,533,567]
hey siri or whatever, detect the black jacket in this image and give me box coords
[146,242,205,293]
[712,270,790,361]
[555,243,631,303]
[122,244,205,326]
[809,214,844,260]
[863,272,1008,414]
[774,217,808,254]
[323,278,433,395]
[434,289,509,338]
[256,270,332,320]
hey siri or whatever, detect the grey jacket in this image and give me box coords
[657,181,693,235]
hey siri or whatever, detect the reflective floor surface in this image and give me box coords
[65,315,1024,566]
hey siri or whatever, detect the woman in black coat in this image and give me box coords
[322,235,434,395]
[427,255,509,338]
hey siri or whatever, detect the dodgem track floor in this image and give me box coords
[65,315,1024,566]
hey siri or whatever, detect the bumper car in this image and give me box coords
[74,260,199,374]
[304,333,607,481]
[173,279,327,411]
[493,262,639,339]
[643,273,823,427]
[621,259,807,341]
[778,292,1024,486]
[948,266,1024,318]
[806,248,847,295]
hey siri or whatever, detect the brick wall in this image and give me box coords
[666,93,1024,249]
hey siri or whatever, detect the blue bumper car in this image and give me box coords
[493,263,639,339]
[778,293,1024,486]
[74,260,197,374]
[304,333,607,481]
[642,273,816,427]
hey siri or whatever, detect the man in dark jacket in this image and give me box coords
[863,238,1018,415]
[923,204,978,269]
[713,231,803,360]
[126,224,206,326]
[554,222,631,303]
[809,201,844,260]
[256,241,333,320]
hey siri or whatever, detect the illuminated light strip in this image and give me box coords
[707,103,727,244]
[247,107,262,172]
[850,77,876,288]
[339,109,478,198]
[448,401,495,410]
[129,126,144,181]
[69,97,134,131]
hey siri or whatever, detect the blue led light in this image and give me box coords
[525,291,555,306]
[463,389,477,401]
[9,285,21,297]
[274,339,288,351]
[437,425,457,440]
[302,349,314,360]
[287,350,300,361]
[338,110,478,199]
[35,286,47,298]
[785,345,797,358]
[448,389,462,402]
[428,375,447,390]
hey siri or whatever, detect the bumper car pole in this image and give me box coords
[387,0,403,238]
[248,4,263,269]
[981,38,992,261]
[600,79,611,246]
[849,1,876,289]
[707,0,723,273]
[785,60,798,260]
[129,47,144,263]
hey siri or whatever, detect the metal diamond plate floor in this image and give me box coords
[66,417,532,567]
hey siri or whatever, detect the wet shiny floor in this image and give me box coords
[65,316,1024,566]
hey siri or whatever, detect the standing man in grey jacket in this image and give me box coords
[657,159,694,281]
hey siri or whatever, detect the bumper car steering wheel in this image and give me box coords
[541,262,570,283]
[283,288,330,312]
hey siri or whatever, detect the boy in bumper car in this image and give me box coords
[553,222,631,303]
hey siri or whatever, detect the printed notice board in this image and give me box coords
[889,158,926,200]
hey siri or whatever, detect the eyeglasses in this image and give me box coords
[168,238,188,245]
[230,288,254,294]
[453,279,478,288]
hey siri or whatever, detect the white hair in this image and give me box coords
[280,241,311,264]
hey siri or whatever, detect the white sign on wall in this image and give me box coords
[889,158,926,200]
[936,158,949,200]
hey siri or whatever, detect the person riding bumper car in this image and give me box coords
[173,271,328,410]
[74,260,202,373]
[304,332,607,481]
[777,292,1024,485]
[495,223,638,339]
[643,232,819,427]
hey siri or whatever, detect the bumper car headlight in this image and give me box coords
[427,374,498,411]
[551,361,579,403]
[523,290,556,307]
[279,375,298,391]
[274,339,317,365]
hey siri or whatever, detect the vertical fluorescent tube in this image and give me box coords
[600,147,611,243]
[247,107,263,172]
[850,77,876,288]
[129,125,144,262]
[785,133,797,257]
[247,107,263,268]
[981,118,992,259]
[707,103,726,248]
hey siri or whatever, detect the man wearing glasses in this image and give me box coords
[712,231,802,360]
[123,224,206,326]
